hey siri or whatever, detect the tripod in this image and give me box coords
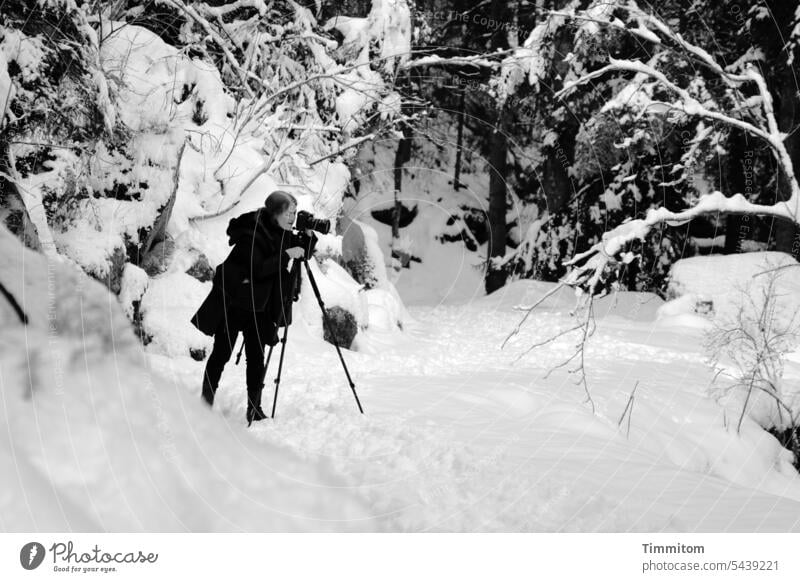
[260,257,364,418]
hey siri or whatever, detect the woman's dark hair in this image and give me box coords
[263,190,297,225]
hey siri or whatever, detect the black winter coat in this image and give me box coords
[190,209,297,340]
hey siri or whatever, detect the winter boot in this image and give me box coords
[246,405,268,425]
[246,384,268,426]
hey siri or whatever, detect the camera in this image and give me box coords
[285,213,327,303]
[296,210,330,235]
[288,211,324,263]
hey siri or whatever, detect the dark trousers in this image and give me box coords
[202,308,267,408]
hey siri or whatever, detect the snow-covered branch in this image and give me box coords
[563,4,799,203]
[160,0,256,98]
[308,133,377,166]
[557,58,774,145]
[564,192,800,294]
[553,3,750,85]
[196,0,269,18]
[401,51,512,70]
[554,3,800,294]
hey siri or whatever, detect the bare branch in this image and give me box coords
[502,280,569,348]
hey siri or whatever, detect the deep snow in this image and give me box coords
[3,0,800,534]
[147,278,800,532]
[4,218,800,531]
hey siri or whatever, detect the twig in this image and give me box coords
[539,294,597,413]
[752,263,800,279]
[513,321,583,363]
[502,280,568,348]
[737,371,758,433]
[575,296,597,413]
[618,381,640,432]
[0,280,29,325]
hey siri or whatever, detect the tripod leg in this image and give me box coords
[270,323,291,419]
[302,260,364,414]
[261,344,274,386]
[234,336,245,365]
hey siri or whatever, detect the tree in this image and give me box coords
[547,1,800,295]
[400,0,552,292]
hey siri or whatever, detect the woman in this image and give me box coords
[191,191,306,424]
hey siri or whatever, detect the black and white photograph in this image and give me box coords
[2,0,800,577]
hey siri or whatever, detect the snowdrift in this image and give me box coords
[0,226,375,531]
[664,251,800,320]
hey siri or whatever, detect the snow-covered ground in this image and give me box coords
[5,215,800,531]
[146,278,800,532]
[4,1,800,533]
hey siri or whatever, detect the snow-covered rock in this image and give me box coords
[662,251,800,320]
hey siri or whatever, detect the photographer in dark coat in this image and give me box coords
[191,190,307,424]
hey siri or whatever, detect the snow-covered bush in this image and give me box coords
[2,0,412,354]
[704,266,800,434]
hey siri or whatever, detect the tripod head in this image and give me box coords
[282,229,317,304]
[290,229,316,257]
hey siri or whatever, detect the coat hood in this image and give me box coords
[226,209,283,247]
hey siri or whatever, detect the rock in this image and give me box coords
[323,306,358,350]
[185,251,214,282]
[131,299,152,346]
[339,214,366,263]
[344,256,378,290]
[118,263,151,344]
[370,203,417,228]
[339,216,378,289]
[141,238,176,277]
[104,246,127,295]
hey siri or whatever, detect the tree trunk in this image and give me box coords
[141,141,185,262]
[775,72,800,259]
[391,94,413,269]
[0,139,41,251]
[541,133,576,214]
[723,130,748,254]
[486,124,508,294]
[542,27,579,215]
[762,0,800,259]
[453,89,466,191]
[484,0,514,294]
[392,121,412,240]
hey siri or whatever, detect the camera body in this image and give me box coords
[284,211,329,302]
[296,210,331,235]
